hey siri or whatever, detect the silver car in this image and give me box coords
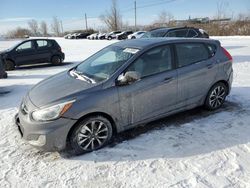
[15,38,233,155]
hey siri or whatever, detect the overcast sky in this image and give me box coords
[0,0,249,34]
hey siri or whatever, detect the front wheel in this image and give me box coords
[69,116,113,155]
[204,82,228,110]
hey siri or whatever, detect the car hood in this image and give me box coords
[28,70,97,107]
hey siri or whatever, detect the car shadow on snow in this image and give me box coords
[62,88,250,161]
[224,45,247,50]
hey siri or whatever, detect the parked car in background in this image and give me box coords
[64,34,72,39]
[128,31,146,39]
[106,31,121,40]
[75,33,90,39]
[0,55,7,78]
[98,33,107,40]
[116,31,133,40]
[142,27,209,38]
[1,39,65,70]
[15,38,233,154]
[87,33,99,40]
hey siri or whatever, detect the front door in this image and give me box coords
[14,40,37,65]
[117,45,178,126]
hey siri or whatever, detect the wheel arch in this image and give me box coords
[66,111,117,141]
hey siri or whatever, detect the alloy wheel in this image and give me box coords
[209,85,226,109]
[76,120,109,151]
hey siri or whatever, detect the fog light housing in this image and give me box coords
[28,135,46,146]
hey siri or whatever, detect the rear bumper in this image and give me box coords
[15,112,77,151]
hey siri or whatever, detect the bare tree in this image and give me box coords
[8,27,31,38]
[28,19,39,36]
[100,0,122,31]
[51,16,61,36]
[216,1,229,19]
[40,21,48,36]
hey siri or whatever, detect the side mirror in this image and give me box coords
[116,71,141,86]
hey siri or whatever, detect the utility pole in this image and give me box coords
[134,0,137,31]
[85,13,88,30]
[60,20,64,35]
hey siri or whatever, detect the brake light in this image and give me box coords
[222,47,232,61]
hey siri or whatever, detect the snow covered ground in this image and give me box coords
[0,37,250,188]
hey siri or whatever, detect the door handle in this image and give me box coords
[163,77,174,83]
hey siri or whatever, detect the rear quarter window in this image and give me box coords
[175,43,210,67]
[206,43,217,57]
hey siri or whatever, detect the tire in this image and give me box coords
[204,82,228,110]
[5,60,15,71]
[51,56,62,65]
[69,116,113,155]
[108,36,112,40]
[131,36,136,39]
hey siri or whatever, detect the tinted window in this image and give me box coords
[176,43,209,67]
[142,30,167,38]
[16,41,33,51]
[187,29,198,37]
[127,45,172,78]
[206,43,217,56]
[166,29,188,37]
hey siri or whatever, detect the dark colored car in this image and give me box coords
[0,55,7,78]
[117,31,133,40]
[0,39,65,70]
[142,27,209,39]
[15,38,233,154]
[76,33,90,39]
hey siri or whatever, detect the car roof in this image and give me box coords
[113,38,219,49]
[149,26,198,32]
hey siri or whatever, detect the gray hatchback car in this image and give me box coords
[15,38,233,155]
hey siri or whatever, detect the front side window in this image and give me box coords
[16,41,33,51]
[127,45,172,78]
[175,43,209,67]
[75,46,139,82]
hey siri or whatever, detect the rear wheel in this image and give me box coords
[69,116,113,155]
[51,56,62,65]
[131,36,136,39]
[5,60,15,71]
[204,82,228,110]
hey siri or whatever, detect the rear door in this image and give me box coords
[165,29,188,38]
[35,40,52,62]
[14,41,37,65]
[117,45,178,126]
[175,42,217,107]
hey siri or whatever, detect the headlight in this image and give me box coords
[31,100,75,122]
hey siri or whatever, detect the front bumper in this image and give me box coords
[15,112,77,151]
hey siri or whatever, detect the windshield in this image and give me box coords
[141,29,167,38]
[75,45,139,83]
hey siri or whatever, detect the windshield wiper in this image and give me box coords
[70,69,95,83]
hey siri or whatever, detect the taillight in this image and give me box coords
[222,47,232,61]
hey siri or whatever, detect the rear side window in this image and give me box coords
[206,43,217,57]
[166,29,188,37]
[187,29,198,37]
[36,40,52,48]
[175,43,209,67]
